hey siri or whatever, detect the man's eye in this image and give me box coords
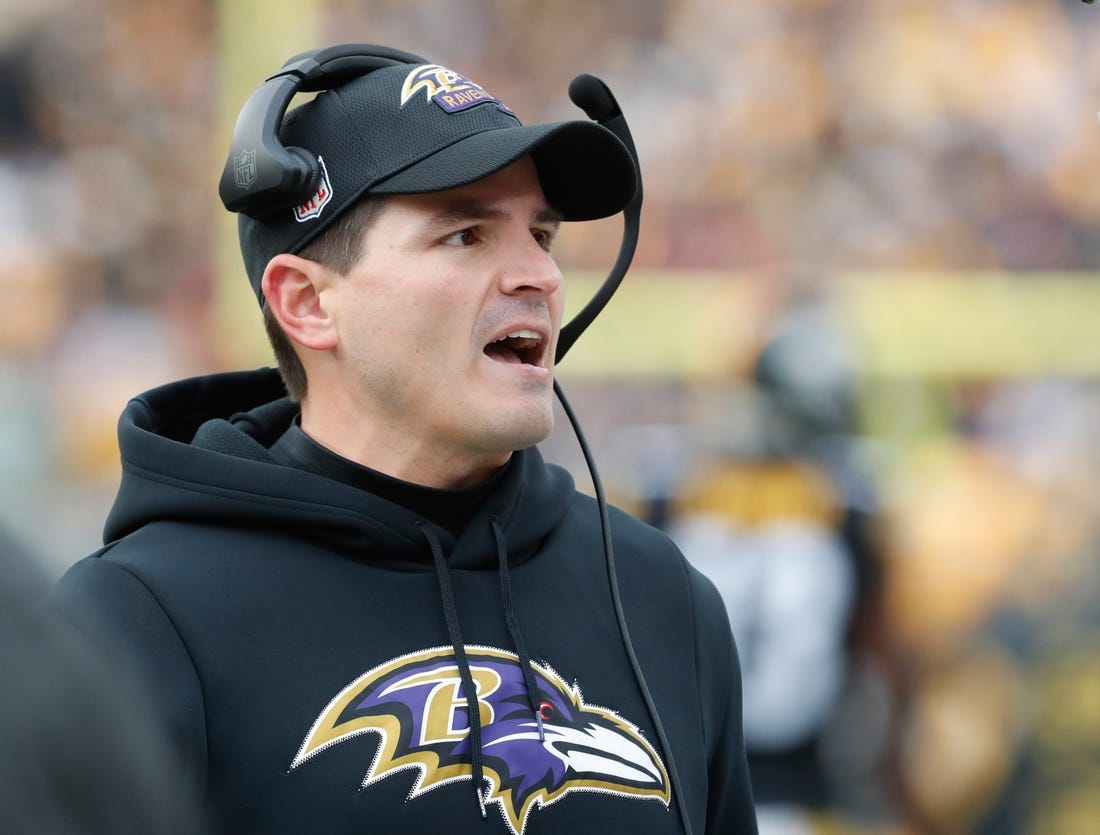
[532,229,554,251]
[443,229,479,247]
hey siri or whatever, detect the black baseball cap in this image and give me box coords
[234,59,638,300]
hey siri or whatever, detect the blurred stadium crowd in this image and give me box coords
[2,1,1100,833]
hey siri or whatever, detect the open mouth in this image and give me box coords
[484,329,546,366]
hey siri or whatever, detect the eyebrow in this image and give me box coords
[425,203,565,232]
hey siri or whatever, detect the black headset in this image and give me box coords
[218,43,642,361]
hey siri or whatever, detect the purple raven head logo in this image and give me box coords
[291,646,670,834]
[398,64,515,116]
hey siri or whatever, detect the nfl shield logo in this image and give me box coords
[233,149,257,190]
[293,156,334,223]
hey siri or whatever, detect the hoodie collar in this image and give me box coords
[104,369,575,572]
[268,419,508,538]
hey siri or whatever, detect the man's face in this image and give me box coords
[326,156,565,481]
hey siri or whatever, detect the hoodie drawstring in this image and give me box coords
[490,516,544,742]
[416,518,547,821]
[416,522,488,818]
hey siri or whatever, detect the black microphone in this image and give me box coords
[568,73,620,122]
[568,74,642,174]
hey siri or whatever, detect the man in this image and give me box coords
[48,45,757,834]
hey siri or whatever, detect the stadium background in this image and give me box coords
[2,0,1100,832]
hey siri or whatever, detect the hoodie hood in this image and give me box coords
[104,368,575,570]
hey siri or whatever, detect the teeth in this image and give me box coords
[495,329,541,343]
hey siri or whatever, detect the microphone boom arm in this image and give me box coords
[556,74,644,363]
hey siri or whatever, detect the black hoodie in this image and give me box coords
[48,368,757,835]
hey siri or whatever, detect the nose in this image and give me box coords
[498,234,563,298]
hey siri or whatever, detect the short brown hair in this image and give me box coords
[262,196,383,401]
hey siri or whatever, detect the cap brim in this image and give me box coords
[370,120,637,221]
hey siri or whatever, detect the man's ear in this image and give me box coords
[261,253,338,351]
